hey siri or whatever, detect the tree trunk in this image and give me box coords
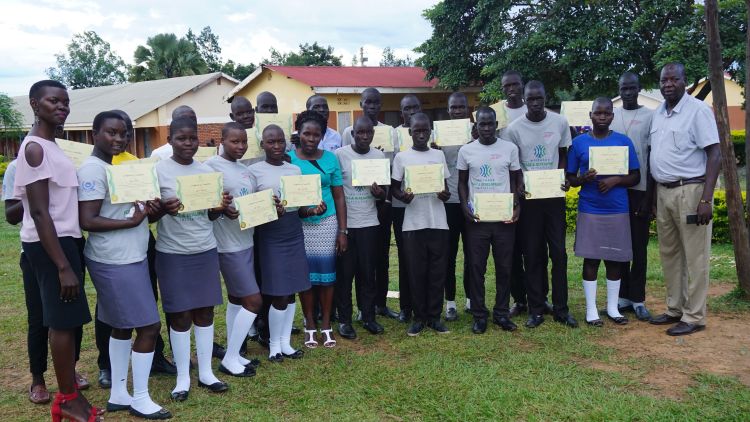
[706,0,750,296]
[746,0,750,228]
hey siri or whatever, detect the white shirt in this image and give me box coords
[505,112,571,171]
[150,143,173,160]
[335,145,384,229]
[319,127,343,152]
[612,106,654,191]
[456,138,520,200]
[391,148,450,232]
[204,156,255,253]
[649,94,719,183]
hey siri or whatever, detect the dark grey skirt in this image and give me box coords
[155,248,222,313]
[86,258,159,329]
[574,212,632,262]
[256,212,311,296]
[219,248,260,297]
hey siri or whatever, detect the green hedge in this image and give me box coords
[565,188,744,244]
[732,130,746,166]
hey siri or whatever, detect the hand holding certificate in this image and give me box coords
[106,163,160,204]
[352,159,391,186]
[473,193,514,222]
[280,174,322,207]
[56,138,94,168]
[560,101,592,127]
[175,172,224,213]
[524,169,566,199]
[588,146,629,175]
[371,126,395,152]
[434,119,472,146]
[234,189,278,229]
[404,164,444,194]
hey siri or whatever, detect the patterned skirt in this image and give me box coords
[302,214,338,285]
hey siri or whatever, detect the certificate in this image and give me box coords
[404,164,444,194]
[106,162,160,204]
[473,192,514,222]
[471,101,509,129]
[194,146,217,162]
[396,127,412,152]
[241,129,264,160]
[589,146,629,175]
[175,172,223,213]
[560,101,592,127]
[523,169,566,199]
[56,138,93,168]
[253,113,294,142]
[351,159,391,186]
[434,119,471,146]
[371,125,394,152]
[279,174,322,207]
[131,156,160,164]
[234,189,278,229]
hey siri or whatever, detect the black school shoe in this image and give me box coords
[129,407,173,420]
[198,380,229,393]
[212,342,226,359]
[525,314,545,328]
[218,363,256,378]
[428,320,450,334]
[362,320,385,335]
[492,316,518,332]
[338,323,357,339]
[151,353,177,376]
[407,321,425,336]
[472,319,487,334]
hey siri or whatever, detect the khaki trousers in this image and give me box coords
[656,183,712,325]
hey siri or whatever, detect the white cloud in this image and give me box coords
[226,12,255,23]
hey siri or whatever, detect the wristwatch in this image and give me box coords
[339,229,348,235]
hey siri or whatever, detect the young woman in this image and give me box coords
[205,122,281,375]
[290,110,347,348]
[77,111,170,419]
[14,80,103,421]
[249,124,322,362]
[566,98,640,327]
[153,118,232,401]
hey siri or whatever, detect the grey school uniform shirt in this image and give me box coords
[391,148,450,232]
[612,106,654,191]
[505,112,572,171]
[335,145,385,229]
[204,155,255,253]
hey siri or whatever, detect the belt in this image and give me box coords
[660,176,705,189]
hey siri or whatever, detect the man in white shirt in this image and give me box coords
[648,63,721,336]
[306,95,342,152]
[150,105,197,160]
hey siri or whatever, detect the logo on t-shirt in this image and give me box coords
[533,144,546,159]
[479,164,492,178]
[239,187,250,196]
[81,181,96,192]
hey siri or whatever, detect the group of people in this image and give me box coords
[4,61,720,421]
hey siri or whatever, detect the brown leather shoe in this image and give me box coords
[28,384,50,404]
[648,313,681,325]
[666,321,705,336]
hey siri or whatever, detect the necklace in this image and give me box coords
[621,106,640,137]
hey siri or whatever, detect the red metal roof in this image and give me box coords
[265,66,439,88]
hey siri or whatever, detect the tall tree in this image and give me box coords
[187,26,223,72]
[221,60,256,80]
[262,42,342,66]
[380,47,414,67]
[130,33,208,81]
[0,93,24,134]
[46,31,127,89]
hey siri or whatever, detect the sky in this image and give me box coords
[0,0,439,96]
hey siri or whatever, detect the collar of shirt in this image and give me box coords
[659,91,691,117]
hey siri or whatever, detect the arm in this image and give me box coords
[697,143,721,225]
[332,185,348,254]
[457,169,477,222]
[208,191,233,221]
[437,180,451,202]
[558,147,571,191]
[79,200,146,232]
[4,199,23,225]
[596,169,640,194]
[508,169,522,223]
[390,178,414,204]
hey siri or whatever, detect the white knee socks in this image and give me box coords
[169,328,191,394]
[582,280,600,322]
[268,305,286,358]
[108,337,132,406]
[131,351,163,415]
[606,279,624,318]
[222,308,257,374]
[194,324,221,385]
[280,303,297,355]
[225,303,241,345]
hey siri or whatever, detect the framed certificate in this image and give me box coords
[560,101,592,127]
[241,129,264,160]
[404,164,444,194]
[524,169,566,199]
[351,159,391,186]
[106,162,160,204]
[279,174,322,207]
[396,127,412,152]
[473,192,514,222]
[372,126,395,152]
[175,172,224,213]
[253,113,294,142]
[434,119,472,146]
[234,189,278,229]
[589,146,629,175]
[56,138,93,168]
[194,146,217,162]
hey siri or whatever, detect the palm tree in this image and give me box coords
[130,33,208,81]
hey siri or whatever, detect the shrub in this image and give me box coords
[731,130,745,166]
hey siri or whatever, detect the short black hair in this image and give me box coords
[361,88,381,99]
[29,80,67,100]
[448,92,468,102]
[592,97,613,110]
[661,62,687,80]
[295,110,327,133]
[92,111,125,133]
[475,106,496,120]
[305,94,327,110]
[618,71,639,85]
[524,80,545,94]
[222,121,246,138]
[502,70,523,81]
[409,112,431,128]
[400,94,421,110]
[169,117,197,136]
[262,124,284,139]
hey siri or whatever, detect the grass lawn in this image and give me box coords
[0,205,748,421]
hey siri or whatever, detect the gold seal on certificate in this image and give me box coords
[194,146,217,162]
[351,159,391,186]
[241,129,264,160]
[106,163,160,204]
[473,192,514,222]
[396,127,412,151]
[589,146,629,175]
[234,189,278,229]
[56,138,94,168]
[523,169,566,199]
[372,126,395,152]
[175,172,224,213]
[560,101,593,127]
[280,174,322,207]
[253,113,294,142]
[434,119,472,146]
[404,163,444,194]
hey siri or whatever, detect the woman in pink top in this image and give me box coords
[14,80,102,422]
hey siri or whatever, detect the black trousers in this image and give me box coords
[336,226,379,324]
[444,203,469,302]
[620,189,649,303]
[466,222,516,320]
[403,229,449,322]
[21,252,82,376]
[392,207,411,313]
[519,198,569,317]
[509,223,528,305]
[374,202,392,308]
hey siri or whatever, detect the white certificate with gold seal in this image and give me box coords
[523,169,566,199]
[234,189,278,229]
[433,119,472,146]
[404,163,444,194]
[472,192,514,222]
[175,172,224,213]
[560,101,592,127]
[279,174,322,207]
[351,159,391,186]
[105,162,160,204]
[588,146,629,175]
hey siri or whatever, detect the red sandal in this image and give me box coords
[50,391,103,422]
